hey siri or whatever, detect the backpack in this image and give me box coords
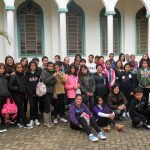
[36,81,46,97]
[2,98,18,122]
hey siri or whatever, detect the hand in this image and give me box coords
[77,83,80,88]
[10,72,16,76]
[79,125,82,129]
[109,114,115,120]
[130,92,134,95]
[89,93,93,96]
[87,92,90,96]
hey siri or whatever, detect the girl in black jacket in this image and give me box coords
[0,63,11,132]
[25,61,41,127]
[94,64,109,102]
[9,63,32,128]
[120,63,136,117]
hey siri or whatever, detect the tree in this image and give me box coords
[0,31,11,45]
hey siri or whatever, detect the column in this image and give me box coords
[105,11,116,56]
[148,16,150,55]
[59,9,68,60]
[5,6,15,59]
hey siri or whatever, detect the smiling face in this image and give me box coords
[6,57,14,66]
[75,95,82,106]
[0,66,5,74]
[16,64,23,73]
[81,67,88,75]
[21,59,28,67]
[113,86,120,94]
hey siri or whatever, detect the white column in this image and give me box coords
[148,17,150,55]
[59,12,67,60]
[6,9,15,58]
[107,14,114,56]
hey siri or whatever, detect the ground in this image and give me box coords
[0,118,150,150]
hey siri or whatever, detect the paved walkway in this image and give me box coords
[0,119,150,150]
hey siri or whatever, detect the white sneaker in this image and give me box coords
[60,117,68,123]
[34,119,40,126]
[98,132,106,140]
[126,112,130,118]
[28,120,34,126]
[17,123,24,128]
[88,134,99,142]
[54,118,58,124]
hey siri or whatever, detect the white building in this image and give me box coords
[0,0,150,62]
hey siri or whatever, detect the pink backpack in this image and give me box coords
[2,98,18,122]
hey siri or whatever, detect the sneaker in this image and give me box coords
[88,134,99,142]
[1,126,7,132]
[0,127,4,133]
[134,121,143,128]
[98,132,106,140]
[126,112,130,118]
[144,124,150,129]
[28,120,34,126]
[54,118,58,124]
[24,124,33,129]
[34,119,40,126]
[60,117,68,123]
[17,123,24,128]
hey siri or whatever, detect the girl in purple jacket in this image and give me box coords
[93,97,124,132]
[69,94,106,142]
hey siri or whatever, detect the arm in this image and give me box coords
[110,69,116,87]
[8,76,18,92]
[59,73,67,83]
[107,94,119,109]
[78,77,88,94]
[65,76,74,90]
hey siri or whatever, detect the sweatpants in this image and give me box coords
[70,117,101,135]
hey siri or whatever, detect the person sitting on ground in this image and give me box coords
[93,97,124,132]
[129,87,150,129]
[69,94,106,142]
[107,84,127,120]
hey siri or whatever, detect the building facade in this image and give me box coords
[0,0,150,62]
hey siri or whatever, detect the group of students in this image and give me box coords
[0,53,150,142]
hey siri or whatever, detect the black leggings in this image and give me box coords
[53,94,65,118]
[0,96,6,125]
[97,117,115,127]
[70,117,101,135]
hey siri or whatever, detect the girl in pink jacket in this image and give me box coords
[65,64,80,104]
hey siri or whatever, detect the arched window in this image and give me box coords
[17,0,44,56]
[67,1,85,55]
[136,7,148,54]
[100,8,121,54]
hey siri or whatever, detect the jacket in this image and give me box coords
[54,72,67,97]
[137,67,150,88]
[69,103,92,126]
[129,97,150,122]
[0,74,11,97]
[79,73,95,95]
[40,69,56,94]
[94,72,109,97]
[8,73,26,95]
[107,92,127,110]
[65,74,78,99]
[25,69,41,96]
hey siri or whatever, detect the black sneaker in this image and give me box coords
[23,124,33,129]
[134,121,143,128]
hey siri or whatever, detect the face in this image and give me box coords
[54,65,60,72]
[126,54,130,60]
[142,61,148,69]
[21,59,28,67]
[74,61,80,67]
[130,55,135,61]
[143,54,148,60]
[80,61,86,66]
[109,54,114,60]
[95,58,99,64]
[113,86,120,94]
[0,66,5,74]
[6,58,14,66]
[71,67,75,74]
[134,93,143,101]
[125,65,131,72]
[98,98,103,105]
[75,56,81,61]
[99,57,104,63]
[88,56,94,63]
[81,67,88,75]
[54,56,60,62]
[106,61,111,70]
[64,57,70,65]
[75,96,82,105]
[47,64,54,71]
[120,54,125,61]
[97,65,102,73]
[116,61,122,69]
[30,63,36,71]
[16,64,23,73]
[42,58,48,66]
